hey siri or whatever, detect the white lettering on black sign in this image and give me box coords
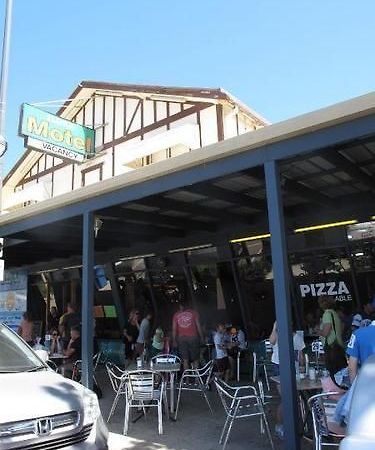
[299,281,352,302]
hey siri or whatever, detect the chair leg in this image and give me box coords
[263,364,270,391]
[219,414,231,444]
[158,401,163,435]
[222,414,236,450]
[174,381,183,420]
[163,389,169,417]
[262,412,275,450]
[252,354,257,384]
[123,401,130,435]
[107,391,121,422]
[199,378,213,414]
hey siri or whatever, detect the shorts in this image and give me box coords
[178,336,200,362]
[216,356,229,373]
[272,363,280,376]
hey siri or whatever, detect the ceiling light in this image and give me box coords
[169,244,212,253]
[230,233,271,243]
[294,220,357,233]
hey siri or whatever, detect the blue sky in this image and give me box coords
[1,0,375,172]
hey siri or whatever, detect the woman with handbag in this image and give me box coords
[316,296,347,376]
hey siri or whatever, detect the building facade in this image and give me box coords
[3,81,268,211]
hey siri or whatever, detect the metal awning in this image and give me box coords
[1,92,374,450]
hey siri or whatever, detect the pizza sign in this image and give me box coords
[299,281,352,302]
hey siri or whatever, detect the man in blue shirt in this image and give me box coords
[346,320,375,382]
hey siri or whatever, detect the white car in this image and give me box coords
[0,323,108,449]
[340,355,375,450]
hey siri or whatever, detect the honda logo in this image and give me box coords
[35,418,52,436]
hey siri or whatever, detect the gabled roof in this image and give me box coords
[4,80,268,185]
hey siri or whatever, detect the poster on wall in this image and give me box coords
[0,270,28,331]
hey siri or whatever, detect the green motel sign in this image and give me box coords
[19,104,95,162]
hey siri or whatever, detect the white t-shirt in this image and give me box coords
[271,332,305,365]
[214,331,228,359]
[137,318,150,344]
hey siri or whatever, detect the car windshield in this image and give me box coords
[0,323,45,373]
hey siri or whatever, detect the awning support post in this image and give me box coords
[81,211,94,389]
[264,160,300,450]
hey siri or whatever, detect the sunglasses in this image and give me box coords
[52,333,58,336]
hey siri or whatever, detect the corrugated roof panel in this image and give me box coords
[214,175,262,190]
[199,199,234,209]
[308,156,336,170]
[125,204,159,212]
[342,146,373,163]
[165,190,207,202]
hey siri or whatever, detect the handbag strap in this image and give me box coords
[329,311,338,343]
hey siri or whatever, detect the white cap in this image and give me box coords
[352,314,362,328]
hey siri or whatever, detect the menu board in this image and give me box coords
[0,270,28,331]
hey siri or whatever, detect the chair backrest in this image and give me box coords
[126,370,161,401]
[264,340,273,354]
[106,362,127,393]
[196,360,214,386]
[93,352,102,370]
[214,377,258,415]
[151,353,180,364]
[312,340,324,354]
[308,392,338,438]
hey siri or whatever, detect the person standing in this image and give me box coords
[269,321,306,439]
[135,310,152,357]
[347,319,375,382]
[315,296,346,376]
[214,323,230,382]
[48,306,60,330]
[17,312,34,346]
[172,299,203,371]
[123,309,140,366]
[59,303,81,344]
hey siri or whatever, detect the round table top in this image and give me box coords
[49,353,69,359]
[270,375,322,391]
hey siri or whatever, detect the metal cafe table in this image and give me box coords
[270,374,322,438]
[130,361,181,414]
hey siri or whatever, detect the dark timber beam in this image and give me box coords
[97,206,217,232]
[182,183,267,211]
[323,151,375,191]
[138,196,252,224]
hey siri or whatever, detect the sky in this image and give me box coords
[1,0,375,173]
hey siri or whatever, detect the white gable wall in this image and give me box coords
[4,90,266,211]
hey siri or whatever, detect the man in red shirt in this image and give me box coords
[172,300,203,371]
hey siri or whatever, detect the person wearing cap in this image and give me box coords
[351,314,362,333]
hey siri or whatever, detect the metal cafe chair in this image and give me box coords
[252,340,273,391]
[214,377,274,450]
[72,352,102,384]
[124,370,167,435]
[106,362,128,422]
[307,392,346,450]
[174,359,214,420]
[235,342,248,382]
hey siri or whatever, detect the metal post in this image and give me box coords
[105,262,126,330]
[81,211,94,389]
[264,160,300,450]
[0,0,13,213]
[144,257,159,325]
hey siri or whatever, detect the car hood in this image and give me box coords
[0,370,84,423]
